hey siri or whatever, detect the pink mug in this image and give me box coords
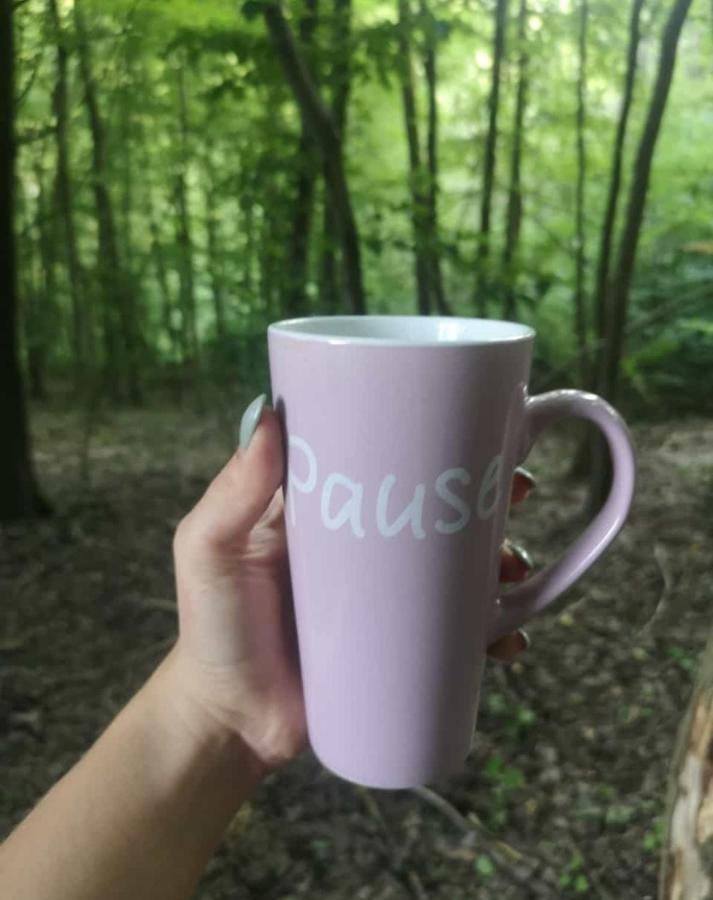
[268,316,635,789]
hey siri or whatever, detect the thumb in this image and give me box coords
[179,397,285,553]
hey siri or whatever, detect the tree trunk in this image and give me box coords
[149,213,180,359]
[74,0,141,403]
[241,194,255,300]
[573,0,589,385]
[320,190,340,312]
[591,0,645,391]
[397,0,431,316]
[501,0,528,320]
[574,0,643,492]
[420,0,450,316]
[204,152,228,342]
[0,0,47,520]
[601,0,692,403]
[660,630,713,899]
[30,162,56,400]
[284,0,319,318]
[263,2,366,314]
[319,0,352,313]
[174,61,199,364]
[48,0,87,379]
[589,0,692,510]
[120,40,134,273]
[18,183,46,401]
[474,0,508,315]
[259,200,279,321]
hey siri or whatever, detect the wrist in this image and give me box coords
[145,648,268,793]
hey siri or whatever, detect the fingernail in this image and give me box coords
[514,466,537,490]
[504,540,534,571]
[239,393,267,450]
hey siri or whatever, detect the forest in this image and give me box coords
[1,0,713,896]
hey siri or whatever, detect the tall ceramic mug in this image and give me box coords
[268,316,635,789]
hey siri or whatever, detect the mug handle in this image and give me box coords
[488,389,636,644]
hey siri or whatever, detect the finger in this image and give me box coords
[487,629,530,662]
[499,540,533,582]
[510,466,536,505]
[179,402,284,552]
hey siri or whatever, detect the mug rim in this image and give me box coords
[268,315,535,347]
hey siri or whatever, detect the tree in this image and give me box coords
[419,0,449,316]
[0,0,47,520]
[263,1,367,314]
[284,0,319,318]
[592,0,645,389]
[174,58,199,364]
[501,0,528,319]
[573,0,588,384]
[474,0,507,315]
[28,156,56,400]
[589,0,692,508]
[204,155,227,342]
[397,0,431,315]
[601,0,693,403]
[319,0,352,312]
[48,0,88,379]
[74,0,142,402]
[660,630,713,898]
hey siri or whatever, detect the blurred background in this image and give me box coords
[1,0,712,896]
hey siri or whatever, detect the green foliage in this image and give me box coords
[642,818,664,852]
[668,645,697,673]
[12,0,713,407]
[485,691,537,739]
[474,853,496,878]
[483,752,525,829]
[558,850,590,894]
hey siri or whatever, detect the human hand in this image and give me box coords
[168,396,535,776]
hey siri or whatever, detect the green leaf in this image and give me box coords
[475,854,495,878]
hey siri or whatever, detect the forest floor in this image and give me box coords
[1,404,712,899]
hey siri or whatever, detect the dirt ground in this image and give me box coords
[1,406,712,899]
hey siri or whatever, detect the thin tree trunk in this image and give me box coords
[242,195,255,300]
[397,0,431,316]
[319,0,352,312]
[602,0,692,402]
[589,0,692,510]
[0,0,47,519]
[285,0,319,318]
[74,0,141,403]
[660,629,713,898]
[120,40,134,272]
[320,191,340,311]
[174,61,199,363]
[502,0,528,320]
[573,0,589,385]
[259,200,279,321]
[420,0,450,316]
[264,2,366,314]
[149,212,180,359]
[474,0,508,315]
[592,0,645,391]
[47,0,87,378]
[286,133,317,316]
[30,162,56,400]
[204,164,227,341]
[573,0,644,489]
[19,186,46,401]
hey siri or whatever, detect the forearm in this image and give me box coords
[0,648,264,900]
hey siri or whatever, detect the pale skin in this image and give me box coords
[0,406,534,900]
